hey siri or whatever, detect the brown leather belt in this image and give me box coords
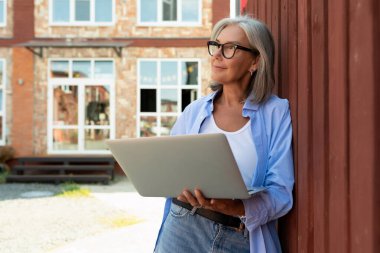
[172,198,244,230]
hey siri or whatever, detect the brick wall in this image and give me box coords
[35,0,214,38]
[11,47,34,156]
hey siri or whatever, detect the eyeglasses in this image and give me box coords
[207,41,259,59]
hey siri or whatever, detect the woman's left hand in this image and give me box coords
[177,188,245,217]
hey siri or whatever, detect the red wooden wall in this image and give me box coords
[246,0,380,252]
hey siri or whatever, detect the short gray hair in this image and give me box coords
[210,16,275,104]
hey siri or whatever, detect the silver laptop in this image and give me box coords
[106,133,266,199]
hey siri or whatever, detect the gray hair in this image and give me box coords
[210,16,275,104]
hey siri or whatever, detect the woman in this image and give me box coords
[155,16,294,253]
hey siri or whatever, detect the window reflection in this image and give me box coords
[73,61,91,78]
[75,0,90,21]
[53,0,70,22]
[0,116,2,140]
[140,61,157,85]
[53,85,78,125]
[51,61,69,78]
[94,61,113,78]
[141,0,157,22]
[0,61,3,86]
[95,0,112,22]
[163,0,177,21]
[161,89,177,112]
[161,61,177,85]
[85,129,110,150]
[53,129,78,150]
[182,0,199,22]
[182,62,198,85]
[140,116,157,137]
[85,85,110,126]
[161,116,176,136]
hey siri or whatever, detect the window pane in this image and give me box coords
[0,0,4,24]
[181,89,197,111]
[53,85,78,125]
[95,0,112,22]
[53,129,78,150]
[182,0,199,22]
[140,116,157,137]
[75,0,90,21]
[85,129,110,150]
[160,116,176,136]
[140,89,156,112]
[85,85,110,126]
[140,0,157,22]
[161,61,177,85]
[182,62,198,85]
[73,61,91,78]
[51,61,69,78]
[140,61,157,85]
[161,89,177,112]
[0,90,2,111]
[53,0,70,22]
[94,61,113,78]
[0,61,3,86]
[0,116,2,140]
[163,0,177,21]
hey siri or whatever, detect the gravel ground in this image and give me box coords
[0,176,165,253]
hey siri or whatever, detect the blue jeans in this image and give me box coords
[155,203,250,253]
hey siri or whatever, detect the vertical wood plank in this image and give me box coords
[297,0,313,252]
[278,0,299,252]
[310,0,328,252]
[286,0,299,251]
[374,2,380,252]
[348,0,377,252]
[271,0,280,94]
[328,0,349,252]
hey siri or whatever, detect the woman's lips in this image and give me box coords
[212,65,227,70]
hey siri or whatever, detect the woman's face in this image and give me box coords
[211,25,257,86]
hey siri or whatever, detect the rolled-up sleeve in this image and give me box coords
[242,102,294,231]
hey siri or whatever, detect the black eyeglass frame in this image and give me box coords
[207,40,259,59]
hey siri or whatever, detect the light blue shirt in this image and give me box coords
[156,91,294,253]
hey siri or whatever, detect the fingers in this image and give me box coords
[177,189,202,207]
[194,189,211,208]
[176,193,188,203]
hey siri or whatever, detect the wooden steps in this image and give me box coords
[6,155,116,184]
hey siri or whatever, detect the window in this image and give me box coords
[0,59,5,144]
[138,59,200,137]
[0,0,6,26]
[138,0,201,26]
[48,59,115,153]
[50,0,114,25]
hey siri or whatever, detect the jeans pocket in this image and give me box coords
[169,203,190,218]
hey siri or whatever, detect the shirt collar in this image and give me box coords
[205,91,260,111]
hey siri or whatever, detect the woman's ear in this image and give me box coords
[249,56,260,73]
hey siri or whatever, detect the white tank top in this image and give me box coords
[199,115,258,187]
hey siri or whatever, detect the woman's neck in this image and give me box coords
[217,85,248,106]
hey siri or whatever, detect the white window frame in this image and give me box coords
[0,0,6,27]
[137,0,202,27]
[0,59,6,145]
[49,0,116,26]
[137,58,201,137]
[230,0,240,18]
[47,58,115,154]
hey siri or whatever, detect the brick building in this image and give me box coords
[0,0,236,156]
